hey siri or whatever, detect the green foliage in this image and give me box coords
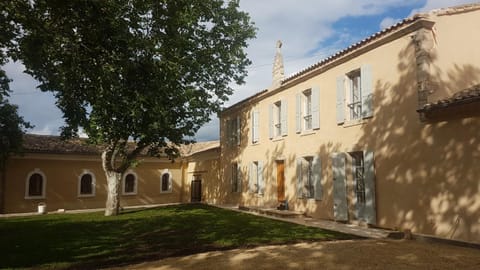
[0,204,358,269]
[13,0,256,168]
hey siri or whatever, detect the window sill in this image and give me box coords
[271,137,284,142]
[78,194,95,198]
[300,130,316,136]
[342,119,367,128]
[251,142,260,146]
[160,190,173,194]
[24,195,45,200]
[122,192,137,196]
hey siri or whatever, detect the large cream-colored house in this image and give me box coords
[2,4,480,244]
[219,4,480,243]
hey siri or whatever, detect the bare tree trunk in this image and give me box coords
[104,170,122,216]
[102,150,122,216]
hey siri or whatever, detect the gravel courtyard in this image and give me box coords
[112,239,480,270]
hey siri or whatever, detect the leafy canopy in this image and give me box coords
[16,0,256,160]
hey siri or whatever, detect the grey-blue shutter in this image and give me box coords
[237,163,242,192]
[236,116,241,146]
[231,164,235,192]
[363,151,376,225]
[269,104,274,139]
[296,158,303,198]
[225,120,231,146]
[336,76,345,125]
[312,86,320,130]
[281,100,288,136]
[313,155,322,200]
[249,162,254,193]
[332,153,348,221]
[295,93,301,133]
[258,161,264,195]
[361,64,373,118]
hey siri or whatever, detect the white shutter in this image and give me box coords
[295,93,301,133]
[312,86,320,130]
[249,162,254,193]
[281,100,287,136]
[269,104,274,139]
[363,151,376,225]
[258,161,264,195]
[361,64,373,119]
[296,158,303,199]
[252,110,259,143]
[236,116,241,146]
[168,173,172,191]
[336,76,345,125]
[332,153,348,221]
[313,155,322,200]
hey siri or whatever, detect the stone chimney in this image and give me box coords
[271,40,285,89]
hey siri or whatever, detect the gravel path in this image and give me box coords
[111,239,480,270]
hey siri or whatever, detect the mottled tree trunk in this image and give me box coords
[102,150,123,216]
[104,170,122,216]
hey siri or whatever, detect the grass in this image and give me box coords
[0,204,359,269]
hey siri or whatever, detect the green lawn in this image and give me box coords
[0,204,359,269]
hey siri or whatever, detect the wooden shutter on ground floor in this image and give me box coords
[312,155,322,200]
[258,161,264,195]
[332,152,348,221]
[363,151,376,225]
[296,158,303,199]
[249,162,255,193]
[237,162,242,192]
[312,86,320,130]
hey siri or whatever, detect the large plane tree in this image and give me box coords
[12,0,256,215]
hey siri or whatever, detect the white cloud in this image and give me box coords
[379,17,400,29]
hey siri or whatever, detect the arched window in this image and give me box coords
[78,170,96,197]
[160,170,172,193]
[25,169,46,199]
[123,171,137,195]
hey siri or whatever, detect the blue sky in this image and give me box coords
[5,0,479,141]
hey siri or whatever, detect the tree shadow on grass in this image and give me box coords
[0,204,359,269]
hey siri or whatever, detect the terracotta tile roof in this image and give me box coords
[22,134,102,155]
[179,140,220,156]
[418,84,480,113]
[21,134,219,158]
[282,16,420,84]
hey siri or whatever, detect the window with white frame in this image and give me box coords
[336,64,373,125]
[269,99,287,139]
[347,70,362,120]
[123,171,137,195]
[25,169,46,199]
[78,170,95,197]
[296,87,319,133]
[351,152,366,205]
[303,89,312,130]
[160,170,172,193]
[231,163,241,193]
[249,161,263,195]
[297,156,322,200]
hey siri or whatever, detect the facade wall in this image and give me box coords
[4,154,183,213]
[183,149,223,204]
[219,10,480,243]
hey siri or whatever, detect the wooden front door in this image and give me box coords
[276,161,285,201]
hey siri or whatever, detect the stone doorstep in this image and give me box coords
[238,205,305,219]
